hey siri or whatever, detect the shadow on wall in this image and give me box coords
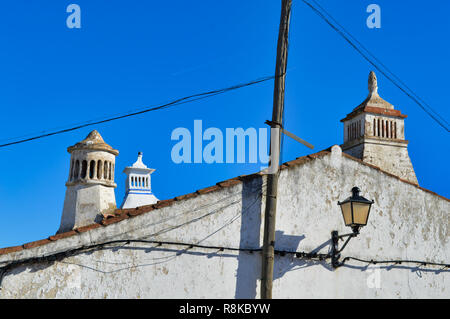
[234,176,263,299]
[273,232,335,281]
[233,177,331,298]
[232,177,332,298]
[273,231,305,280]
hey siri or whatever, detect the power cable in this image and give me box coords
[119,181,267,238]
[309,0,449,127]
[0,74,278,149]
[0,182,267,269]
[1,237,448,287]
[302,0,449,132]
[341,256,449,269]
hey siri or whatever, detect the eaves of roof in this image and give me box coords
[0,148,448,256]
[340,106,408,122]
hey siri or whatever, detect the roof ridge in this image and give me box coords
[340,152,449,202]
[1,147,448,257]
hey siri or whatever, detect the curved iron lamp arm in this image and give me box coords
[331,228,360,268]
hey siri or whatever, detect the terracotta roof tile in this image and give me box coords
[101,214,129,226]
[196,185,221,195]
[175,192,198,201]
[216,178,241,188]
[75,223,102,233]
[2,147,448,257]
[119,204,154,216]
[127,209,149,217]
[115,211,130,218]
[154,199,176,208]
[23,239,51,250]
[49,230,77,241]
[102,212,116,219]
[113,209,123,216]
[341,106,407,122]
[127,207,152,217]
[0,245,23,255]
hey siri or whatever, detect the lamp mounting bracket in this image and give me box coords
[331,229,360,268]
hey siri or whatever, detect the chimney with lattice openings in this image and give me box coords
[58,130,119,233]
[120,152,158,209]
[340,72,418,185]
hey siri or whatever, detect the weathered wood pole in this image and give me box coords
[260,0,292,299]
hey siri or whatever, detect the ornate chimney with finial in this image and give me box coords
[340,72,418,185]
[120,152,158,209]
[58,130,119,233]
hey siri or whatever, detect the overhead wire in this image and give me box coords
[308,0,449,128]
[2,1,449,286]
[114,186,266,269]
[0,182,267,273]
[301,0,449,132]
[341,256,449,269]
[118,181,267,239]
[0,178,447,282]
[0,74,278,149]
[1,236,447,286]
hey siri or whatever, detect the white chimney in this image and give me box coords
[120,152,158,209]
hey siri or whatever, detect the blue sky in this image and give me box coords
[0,0,448,247]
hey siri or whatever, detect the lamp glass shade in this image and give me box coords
[352,202,371,225]
[340,202,353,226]
[338,187,374,230]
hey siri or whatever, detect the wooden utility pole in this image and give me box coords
[261,0,292,299]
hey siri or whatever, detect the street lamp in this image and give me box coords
[331,187,374,268]
[338,187,374,234]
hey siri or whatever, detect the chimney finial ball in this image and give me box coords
[368,71,378,94]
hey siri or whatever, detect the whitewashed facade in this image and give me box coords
[0,144,448,298]
[0,73,448,298]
